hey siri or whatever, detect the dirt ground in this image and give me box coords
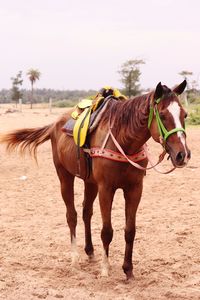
[0,104,199,300]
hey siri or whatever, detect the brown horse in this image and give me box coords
[0,81,190,279]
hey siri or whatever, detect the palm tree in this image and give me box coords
[27,68,41,108]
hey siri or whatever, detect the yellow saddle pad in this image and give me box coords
[77,98,93,109]
[72,97,104,147]
[73,106,92,147]
[71,87,126,147]
[71,99,93,120]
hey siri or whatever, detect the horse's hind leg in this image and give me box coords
[82,182,98,260]
[57,167,79,266]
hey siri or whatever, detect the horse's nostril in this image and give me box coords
[176,151,185,163]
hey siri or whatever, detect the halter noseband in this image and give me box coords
[148,97,186,143]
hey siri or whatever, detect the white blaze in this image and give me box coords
[167,101,188,160]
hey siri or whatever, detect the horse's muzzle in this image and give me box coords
[175,150,190,166]
[166,144,191,168]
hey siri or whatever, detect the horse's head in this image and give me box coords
[148,80,191,168]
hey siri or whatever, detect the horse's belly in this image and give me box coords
[57,135,94,180]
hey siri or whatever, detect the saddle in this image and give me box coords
[62,87,127,148]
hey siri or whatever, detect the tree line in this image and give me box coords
[9,69,41,107]
[1,60,200,106]
[0,88,98,105]
[2,60,146,106]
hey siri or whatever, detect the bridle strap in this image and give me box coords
[154,106,186,141]
[148,99,186,142]
[148,106,154,129]
[164,127,185,141]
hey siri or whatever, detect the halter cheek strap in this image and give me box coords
[154,107,185,141]
[148,98,186,142]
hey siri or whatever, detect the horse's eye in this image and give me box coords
[184,112,188,119]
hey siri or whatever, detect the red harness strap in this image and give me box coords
[83,126,175,174]
[83,147,147,163]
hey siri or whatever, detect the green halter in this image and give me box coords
[148,98,186,141]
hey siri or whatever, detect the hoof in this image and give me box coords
[88,253,95,262]
[123,264,133,280]
[71,252,80,268]
[126,271,134,280]
[85,246,94,257]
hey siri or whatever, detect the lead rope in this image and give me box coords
[142,144,176,174]
[108,128,171,172]
[105,114,176,174]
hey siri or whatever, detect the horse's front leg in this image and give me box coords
[123,182,143,279]
[98,184,115,277]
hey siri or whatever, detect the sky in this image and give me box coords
[0,0,200,91]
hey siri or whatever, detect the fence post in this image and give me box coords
[49,98,52,113]
[19,98,22,112]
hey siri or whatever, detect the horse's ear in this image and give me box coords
[154,82,163,101]
[173,79,187,95]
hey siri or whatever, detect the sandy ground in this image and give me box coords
[0,104,199,300]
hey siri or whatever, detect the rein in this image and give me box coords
[105,127,178,174]
[84,94,186,174]
[84,95,186,174]
[107,128,170,172]
[84,126,173,173]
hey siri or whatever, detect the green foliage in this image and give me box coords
[53,99,78,107]
[10,71,23,105]
[0,88,97,104]
[187,90,200,104]
[187,106,200,125]
[179,70,193,78]
[27,69,41,84]
[118,59,145,97]
[27,68,41,108]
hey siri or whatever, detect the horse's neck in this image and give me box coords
[116,126,150,155]
[114,96,151,154]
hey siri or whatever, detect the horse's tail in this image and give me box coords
[0,123,54,159]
